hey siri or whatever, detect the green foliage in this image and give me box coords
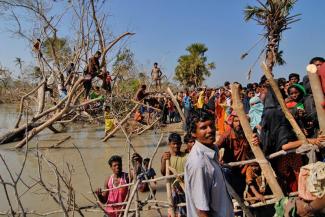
[174,43,215,87]
[112,48,136,78]
[119,78,141,94]
[42,37,71,65]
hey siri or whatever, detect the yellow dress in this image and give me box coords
[104,111,114,133]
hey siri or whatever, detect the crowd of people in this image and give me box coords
[95,56,325,217]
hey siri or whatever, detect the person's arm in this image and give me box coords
[249,185,265,202]
[160,152,171,175]
[282,135,325,150]
[281,140,303,150]
[96,177,109,204]
[297,196,325,216]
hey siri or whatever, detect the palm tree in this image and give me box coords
[175,43,215,87]
[244,0,300,72]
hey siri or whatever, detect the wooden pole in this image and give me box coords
[123,180,140,217]
[231,84,284,200]
[165,160,175,217]
[261,62,308,143]
[166,87,185,123]
[307,64,325,134]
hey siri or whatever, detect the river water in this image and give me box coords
[0,104,176,216]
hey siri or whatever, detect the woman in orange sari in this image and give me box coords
[215,91,228,134]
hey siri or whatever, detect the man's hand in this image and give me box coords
[251,134,260,146]
[95,188,102,197]
[307,135,325,146]
[162,151,171,161]
[296,199,313,217]
[255,193,266,203]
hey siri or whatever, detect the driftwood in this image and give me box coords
[131,99,161,112]
[49,136,71,148]
[307,64,325,133]
[231,84,284,200]
[0,121,45,144]
[136,117,161,135]
[102,104,139,141]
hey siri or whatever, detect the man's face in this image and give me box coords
[168,141,182,154]
[111,161,122,175]
[192,120,215,146]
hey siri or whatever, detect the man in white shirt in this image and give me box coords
[185,111,234,217]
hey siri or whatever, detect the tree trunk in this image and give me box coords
[307,64,325,134]
[15,78,84,148]
[0,122,44,145]
[231,84,284,200]
[36,82,46,115]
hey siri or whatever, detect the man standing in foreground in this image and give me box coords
[185,111,234,217]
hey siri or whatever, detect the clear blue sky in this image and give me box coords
[1,0,325,86]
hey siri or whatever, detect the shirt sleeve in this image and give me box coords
[188,165,211,211]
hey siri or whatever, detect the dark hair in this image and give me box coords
[224,81,230,86]
[141,84,147,89]
[168,132,182,143]
[288,84,306,101]
[278,77,287,87]
[154,62,158,65]
[183,133,194,144]
[143,158,150,164]
[289,73,300,81]
[108,155,122,166]
[260,75,267,85]
[309,57,325,64]
[188,111,214,135]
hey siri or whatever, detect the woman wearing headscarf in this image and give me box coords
[261,86,325,193]
[248,96,264,132]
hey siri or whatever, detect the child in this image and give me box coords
[244,163,266,204]
[104,105,115,135]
